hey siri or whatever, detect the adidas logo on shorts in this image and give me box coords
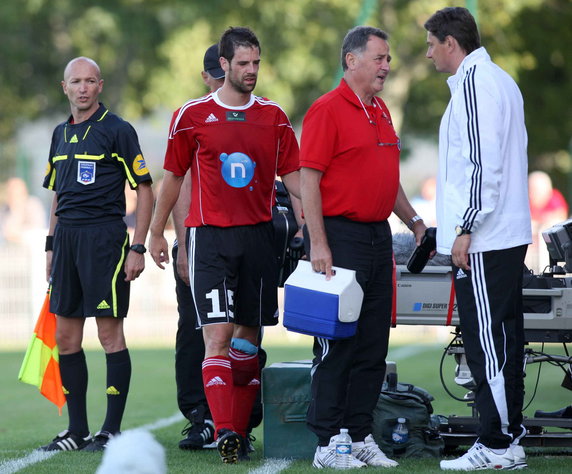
[456,268,468,279]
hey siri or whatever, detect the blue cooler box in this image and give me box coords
[283,261,364,340]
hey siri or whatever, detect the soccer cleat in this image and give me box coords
[238,435,251,462]
[312,435,367,469]
[353,434,399,467]
[440,442,515,471]
[245,433,256,453]
[217,429,242,464]
[178,419,216,450]
[40,429,92,451]
[510,443,527,470]
[82,430,115,452]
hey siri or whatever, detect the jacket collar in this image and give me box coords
[447,47,490,91]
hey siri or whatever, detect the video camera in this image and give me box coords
[542,218,572,273]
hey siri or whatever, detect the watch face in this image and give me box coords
[455,225,462,236]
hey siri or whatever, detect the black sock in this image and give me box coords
[59,350,89,437]
[101,349,131,434]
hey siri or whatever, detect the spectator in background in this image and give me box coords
[0,177,46,244]
[529,170,568,230]
[410,176,437,227]
[527,170,569,271]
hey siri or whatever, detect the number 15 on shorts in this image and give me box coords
[206,288,235,319]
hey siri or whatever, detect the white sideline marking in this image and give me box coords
[0,412,184,474]
[388,344,434,361]
[248,458,293,474]
[0,451,58,474]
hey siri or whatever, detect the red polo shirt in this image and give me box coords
[300,79,400,222]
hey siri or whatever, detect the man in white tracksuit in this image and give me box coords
[424,7,532,471]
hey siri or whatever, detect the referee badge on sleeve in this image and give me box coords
[77,161,96,185]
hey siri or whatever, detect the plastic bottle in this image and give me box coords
[335,428,352,469]
[391,417,409,456]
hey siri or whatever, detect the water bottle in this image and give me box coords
[391,417,408,456]
[335,428,352,469]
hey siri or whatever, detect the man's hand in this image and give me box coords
[124,251,145,281]
[176,245,190,286]
[452,234,471,270]
[411,220,428,246]
[149,233,170,270]
[310,240,333,280]
[46,251,53,283]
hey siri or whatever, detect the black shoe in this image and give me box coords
[238,433,256,461]
[245,433,256,453]
[82,430,115,452]
[40,429,92,451]
[178,419,215,450]
[217,429,242,464]
[535,405,572,419]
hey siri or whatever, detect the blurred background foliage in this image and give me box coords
[0,0,570,196]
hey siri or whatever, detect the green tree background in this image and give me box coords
[0,0,570,198]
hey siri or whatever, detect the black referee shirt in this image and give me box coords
[43,103,152,222]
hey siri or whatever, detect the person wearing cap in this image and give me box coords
[152,29,300,463]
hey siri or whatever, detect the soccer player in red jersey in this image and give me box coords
[150,27,300,464]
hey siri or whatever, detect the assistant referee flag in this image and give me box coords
[18,289,65,414]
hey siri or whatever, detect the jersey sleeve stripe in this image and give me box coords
[169,95,214,139]
[112,153,138,188]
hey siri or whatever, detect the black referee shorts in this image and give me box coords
[50,219,130,318]
[187,222,278,328]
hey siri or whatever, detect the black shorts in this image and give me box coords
[187,222,278,327]
[50,219,130,318]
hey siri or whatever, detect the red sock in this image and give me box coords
[229,348,260,437]
[202,356,234,436]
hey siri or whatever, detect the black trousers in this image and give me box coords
[453,245,527,449]
[304,217,393,445]
[173,243,266,427]
[173,244,209,420]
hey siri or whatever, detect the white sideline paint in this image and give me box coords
[388,344,433,361]
[0,450,58,474]
[248,458,293,474]
[0,413,184,474]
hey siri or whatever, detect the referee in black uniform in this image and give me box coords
[40,57,153,452]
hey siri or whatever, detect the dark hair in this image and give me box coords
[219,26,261,63]
[341,26,388,71]
[424,7,480,54]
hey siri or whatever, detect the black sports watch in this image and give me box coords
[455,225,472,236]
[129,244,147,254]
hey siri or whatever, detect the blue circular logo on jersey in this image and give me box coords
[220,152,256,188]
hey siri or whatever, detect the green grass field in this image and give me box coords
[1,341,571,473]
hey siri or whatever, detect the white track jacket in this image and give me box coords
[436,47,532,255]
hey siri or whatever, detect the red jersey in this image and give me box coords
[164,90,299,227]
[300,79,400,222]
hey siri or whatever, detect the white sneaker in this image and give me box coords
[510,443,527,470]
[312,436,367,469]
[353,434,399,467]
[440,442,515,471]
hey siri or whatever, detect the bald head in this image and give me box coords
[63,57,101,82]
[61,56,104,122]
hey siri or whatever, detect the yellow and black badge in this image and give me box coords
[133,154,149,176]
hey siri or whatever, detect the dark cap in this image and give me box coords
[203,44,225,80]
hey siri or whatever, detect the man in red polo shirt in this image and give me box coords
[300,26,427,469]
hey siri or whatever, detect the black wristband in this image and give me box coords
[45,235,54,252]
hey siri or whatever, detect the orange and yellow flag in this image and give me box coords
[18,290,66,414]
